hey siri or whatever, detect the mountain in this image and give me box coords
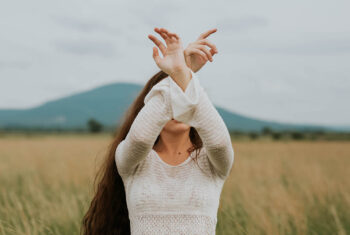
[0,82,346,132]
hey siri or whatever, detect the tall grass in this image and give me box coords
[0,134,349,234]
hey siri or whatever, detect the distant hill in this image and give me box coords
[0,82,346,132]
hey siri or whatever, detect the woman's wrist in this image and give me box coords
[169,64,190,80]
[169,66,192,92]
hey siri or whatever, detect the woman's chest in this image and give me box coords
[124,154,223,214]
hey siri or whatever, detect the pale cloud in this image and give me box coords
[0,60,31,69]
[52,15,122,35]
[53,40,118,57]
[228,36,350,55]
[216,16,269,33]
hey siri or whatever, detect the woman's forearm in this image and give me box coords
[168,66,192,92]
[168,70,234,180]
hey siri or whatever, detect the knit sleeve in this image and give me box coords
[115,78,173,178]
[169,70,235,180]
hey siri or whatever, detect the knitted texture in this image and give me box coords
[115,69,234,234]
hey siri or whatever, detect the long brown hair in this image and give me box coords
[81,70,204,235]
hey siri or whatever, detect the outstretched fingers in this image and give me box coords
[197,39,218,54]
[148,34,166,56]
[156,27,179,43]
[186,47,209,61]
[154,28,168,41]
[152,47,161,65]
[159,28,179,40]
[195,45,213,62]
[198,28,217,40]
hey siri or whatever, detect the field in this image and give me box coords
[0,134,349,235]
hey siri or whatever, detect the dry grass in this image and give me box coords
[218,141,350,235]
[0,134,349,234]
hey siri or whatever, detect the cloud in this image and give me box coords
[0,60,31,69]
[273,38,350,55]
[133,2,183,27]
[228,37,350,55]
[52,16,122,36]
[53,40,118,57]
[216,16,269,33]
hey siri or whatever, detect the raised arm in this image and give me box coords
[116,68,234,179]
[116,27,233,179]
[169,70,235,180]
[116,26,196,178]
[115,79,172,177]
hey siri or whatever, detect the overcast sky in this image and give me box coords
[1,0,349,126]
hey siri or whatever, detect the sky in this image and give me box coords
[1,0,349,126]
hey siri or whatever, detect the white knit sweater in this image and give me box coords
[115,69,235,235]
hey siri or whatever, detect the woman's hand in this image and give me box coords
[184,28,218,73]
[148,27,189,78]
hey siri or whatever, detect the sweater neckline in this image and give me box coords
[151,149,193,168]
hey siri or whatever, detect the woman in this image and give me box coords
[81,27,234,235]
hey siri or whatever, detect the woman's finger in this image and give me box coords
[156,27,172,41]
[171,33,179,40]
[186,47,209,61]
[209,48,216,56]
[194,45,213,62]
[159,27,179,40]
[148,34,166,56]
[197,28,217,40]
[158,27,180,44]
[196,39,218,53]
[154,28,169,43]
[152,47,161,66]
